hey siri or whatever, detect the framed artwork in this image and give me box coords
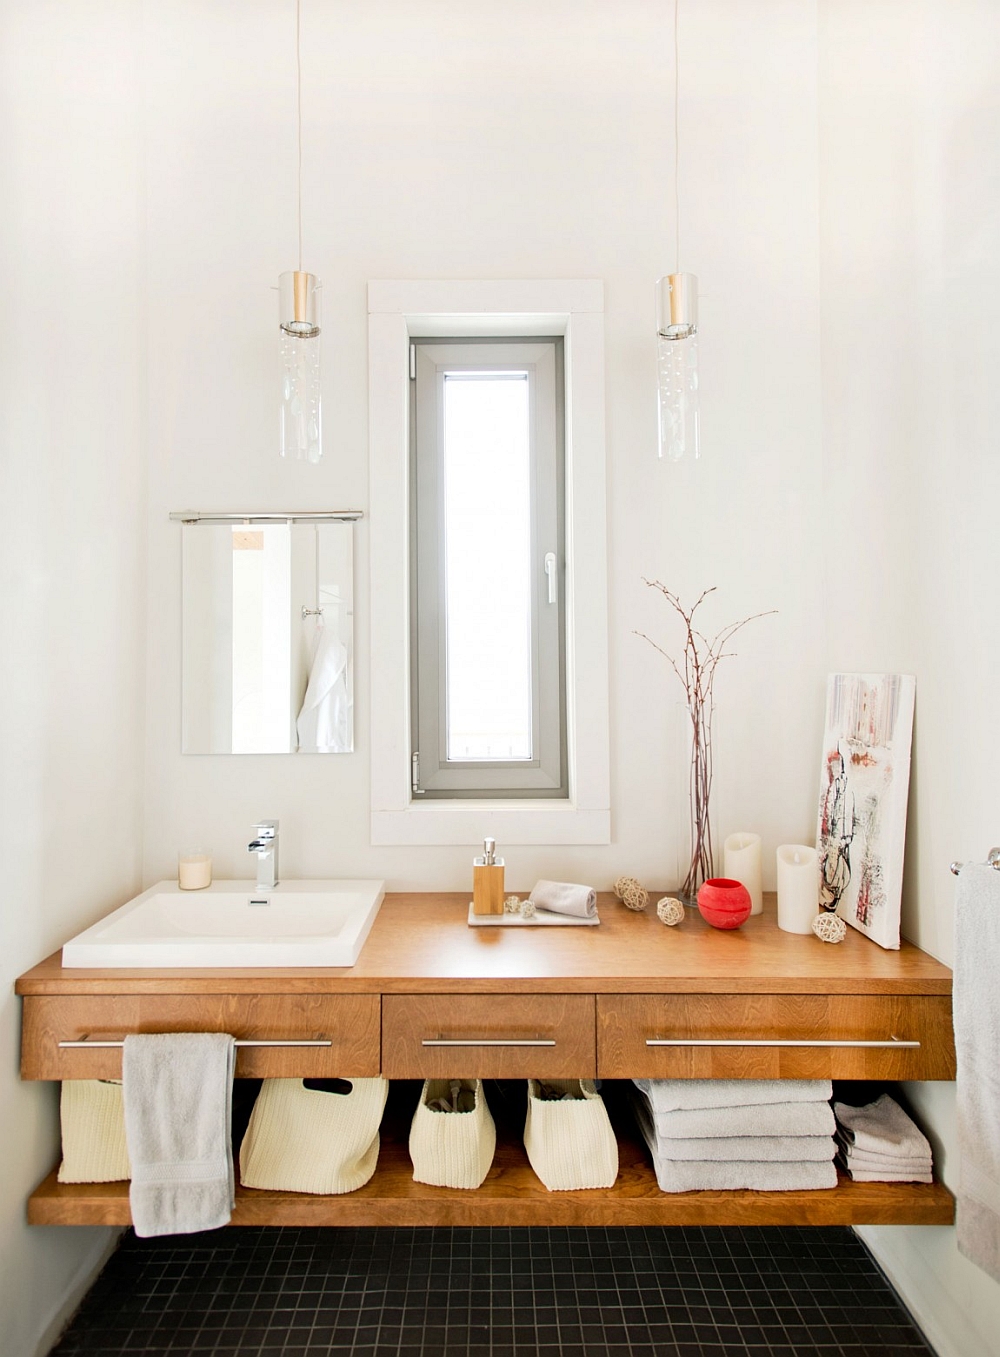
[816,673,916,950]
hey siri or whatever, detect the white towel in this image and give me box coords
[296,626,351,753]
[632,1093,836,1192]
[649,1100,835,1140]
[834,1094,932,1160]
[634,1078,832,1113]
[656,1134,836,1163]
[955,863,1000,1282]
[837,1155,932,1184]
[528,880,597,919]
[123,1033,236,1238]
[835,1130,930,1172]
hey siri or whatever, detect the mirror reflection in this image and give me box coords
[181,521,353,753]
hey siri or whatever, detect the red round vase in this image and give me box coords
[697,877,752,930]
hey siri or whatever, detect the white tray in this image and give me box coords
[467,902,600,927]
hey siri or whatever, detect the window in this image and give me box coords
[368,279,610,846]
[410,338,566,797]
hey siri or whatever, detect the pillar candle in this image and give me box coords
[776,844,819,934]
[178,851,212,891]
[723,832,763,915]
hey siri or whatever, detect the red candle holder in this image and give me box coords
[697,877,752,930]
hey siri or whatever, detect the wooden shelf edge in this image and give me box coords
[28,1168,955,1231]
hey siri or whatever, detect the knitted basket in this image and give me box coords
[523,1079,619,1191]
[58,1079,131,1184]
[409,1078,496,1189]
[240,1077,388,1195]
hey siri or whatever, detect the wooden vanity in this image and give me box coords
[16,892,956,1228]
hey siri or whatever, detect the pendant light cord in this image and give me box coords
[673,0,680,275]
[296,0,303,273]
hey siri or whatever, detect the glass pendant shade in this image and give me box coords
[656,272,699,462]
[279,270,322,463]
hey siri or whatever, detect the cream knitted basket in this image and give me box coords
[239,1077,388,1195]
[58,1080,131,1184]
[523,1079,619,1191]
[408,1079,496,1189]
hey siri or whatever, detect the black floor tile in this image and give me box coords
[51,1225,934,1355]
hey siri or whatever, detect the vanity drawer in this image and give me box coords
[597,994,955,1081]
[382,994,596,1079]
[20,994,381,1080]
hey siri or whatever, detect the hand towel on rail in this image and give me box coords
[123,1033,236,1238]
[955,863,1000,1282]
[634,1078,832,1113]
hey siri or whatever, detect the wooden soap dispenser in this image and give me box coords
[472,837,505,915]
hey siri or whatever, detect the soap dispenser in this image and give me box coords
[472,837,505,915]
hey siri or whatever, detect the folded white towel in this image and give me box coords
[528,880,597,919]
[634,1078,832,1113]
[650,1100,836,1140]
[835,1131,930,1173]
[123,1033,236,1238]
[632,1094,836,1192]
[834,1094,931,1160]
[837,1156,932,1184]
[656,1134,836,1163]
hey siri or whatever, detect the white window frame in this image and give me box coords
[369,279,610,846]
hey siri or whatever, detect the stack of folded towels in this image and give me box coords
[631,1078,838,1192]
[834,1093,933,1183]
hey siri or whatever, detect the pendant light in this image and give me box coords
[279,0,322,463]
[656,0,699,462]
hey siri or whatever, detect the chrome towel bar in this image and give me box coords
[58,1039,333,1050]
[950,847,1000,876]
[645,1037,920,1049]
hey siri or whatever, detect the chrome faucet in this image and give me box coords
[248,820,279,889]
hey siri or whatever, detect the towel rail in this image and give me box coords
[950,847,1000,876]
[645,1037,920,1049]
[58,1039,333,1050]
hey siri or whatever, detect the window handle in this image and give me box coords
[544,552,557,604]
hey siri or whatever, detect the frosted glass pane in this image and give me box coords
[443,374,532,761]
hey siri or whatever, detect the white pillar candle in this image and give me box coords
[723,832,763,915]
[776,844,819,934]
[178,851,212,891]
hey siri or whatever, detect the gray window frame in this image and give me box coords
[410,336,567,798]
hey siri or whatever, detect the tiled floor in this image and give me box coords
[53,1224,933,1356]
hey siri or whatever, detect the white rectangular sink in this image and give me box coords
[61,879,385,969]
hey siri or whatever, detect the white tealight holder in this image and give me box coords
[178,850,212,891]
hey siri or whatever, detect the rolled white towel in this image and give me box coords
[635,1078,832,1113]
[650,1100,836,1140]
[528,879,597,919]
[657,1134,836,1163]
[834,1094,931,1160]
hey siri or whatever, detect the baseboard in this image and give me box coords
[31,1229,123,1357]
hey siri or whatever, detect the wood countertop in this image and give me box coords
[14,892,952,997]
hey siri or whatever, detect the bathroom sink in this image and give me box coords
[61,879,385,969]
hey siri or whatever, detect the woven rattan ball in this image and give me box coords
[613,876,649,911]
[503,895,521,914]
[519,898,537,920]
[812,911,847,944]
[656,896,685,927]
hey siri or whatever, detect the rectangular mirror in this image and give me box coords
[181,520,354,753]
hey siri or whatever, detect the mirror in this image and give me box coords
[181,520,354,753]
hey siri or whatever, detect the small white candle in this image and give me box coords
[776,844,819,934]
[178,851,212,891]
[723,832,763,916]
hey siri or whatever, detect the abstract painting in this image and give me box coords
[816,673,916,950]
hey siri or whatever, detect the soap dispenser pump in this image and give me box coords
[472,837,505,915]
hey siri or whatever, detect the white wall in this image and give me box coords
[141,0,826,892]
[0,4,146,1354]
[818,2,1000,1353]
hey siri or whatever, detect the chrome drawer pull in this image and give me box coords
[58,1038,333,1049]
[420,1039,556,1048]
[645,1036,920,1049]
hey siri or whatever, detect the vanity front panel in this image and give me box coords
[382,994,596,1079]
[21,994,381,1080]
[597,994,955,1080]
